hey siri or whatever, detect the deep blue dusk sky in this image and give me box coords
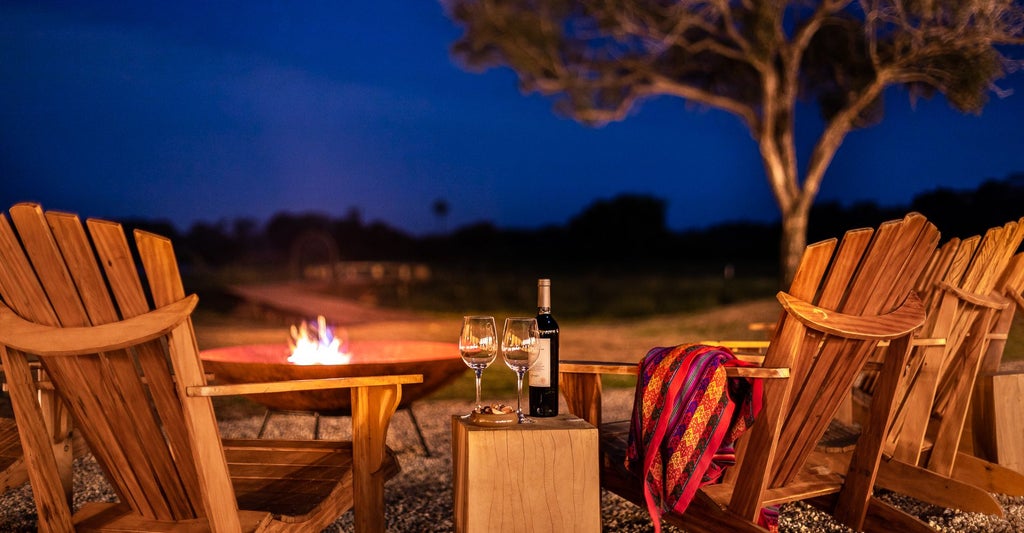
[3,1,1023,235]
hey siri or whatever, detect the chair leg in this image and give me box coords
[37,379,74,506]
[257,408,274,439]
[663,491,769,533]
[876,457,1004,516]
[0,348,75,531]
[351,384,401,533]
[405,404,431,457]
[951,452,1024,496]
[862,496,935,533]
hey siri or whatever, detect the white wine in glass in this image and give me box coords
[501,317,540,423]
[459,316,497,412]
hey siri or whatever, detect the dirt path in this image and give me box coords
[227,282,422,325]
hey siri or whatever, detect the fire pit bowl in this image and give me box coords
[200,340,466,416]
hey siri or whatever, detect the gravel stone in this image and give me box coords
[2,389,1021,531]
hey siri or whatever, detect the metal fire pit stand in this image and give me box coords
[256,404,432,456]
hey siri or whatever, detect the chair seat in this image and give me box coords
[817,419,862,453]
[67,439,402,529]
[594,420,639,500]
[597,419,851,516]
[72,502,274,532]
[597,420,773,533]
[225,439,400,521]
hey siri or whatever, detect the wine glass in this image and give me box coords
[459,316,498,412]
[501,317,541,423]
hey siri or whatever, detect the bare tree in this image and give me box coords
[446,0,1024,283]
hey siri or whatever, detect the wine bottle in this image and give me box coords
[529,278,559,417]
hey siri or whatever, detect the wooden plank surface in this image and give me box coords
[989,372,1024,474]
[452,414,600,532]
[188,374,421,397]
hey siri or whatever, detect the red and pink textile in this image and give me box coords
[625,343,773,532]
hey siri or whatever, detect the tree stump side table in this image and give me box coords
[451,414,600,532]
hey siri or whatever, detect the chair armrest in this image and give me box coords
[0,295,197,357]
[701,339,771,355]
[707,337,945,368]
[938,282,1010,310]
[1010,289,1024,311]
[561,360,787,379]
[561,360,636,375]
[185,374,423,398]
[560,359,788,427]
[560,362,610,427]
[778,290,926,340]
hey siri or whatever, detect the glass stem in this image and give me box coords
[516,370,525,421]
[474,368,483,410]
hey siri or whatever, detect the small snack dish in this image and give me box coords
[468,403,518,426]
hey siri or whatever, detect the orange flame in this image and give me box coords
[287,315,351,365]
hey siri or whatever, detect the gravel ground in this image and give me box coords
[1,389,1021,532]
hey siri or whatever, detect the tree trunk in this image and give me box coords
[779,204,809,287]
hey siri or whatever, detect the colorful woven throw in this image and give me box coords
[625,343,770,532]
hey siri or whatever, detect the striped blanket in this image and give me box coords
[625,343,773,532]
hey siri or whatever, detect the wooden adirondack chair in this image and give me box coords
[0,203,421,532]
[858,218,1024,515]
[561,213,940,533]
[970,251,1024,474]
[717,218,1024,521]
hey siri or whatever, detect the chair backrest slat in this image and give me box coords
[46,212,187,518]
[87,220,208,515]
[8,205,91,327]
[982,253,1024,374]
[773,239,842,413]
[86,218,151,318]
[135,229,243,528]
[0,214,60,326]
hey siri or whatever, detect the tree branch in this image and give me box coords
[712,0,760,63]
[802,73,890,209]
[649,74,760,129]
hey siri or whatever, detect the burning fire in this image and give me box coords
[287,315,352,365]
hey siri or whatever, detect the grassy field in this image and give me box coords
[192,282,1024,408]
[192,286,782,401]
[3,277,1022,419]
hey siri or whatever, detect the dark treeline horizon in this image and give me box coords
[121,173,1024,276]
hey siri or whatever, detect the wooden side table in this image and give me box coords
[972,370,1024,474]
[451,414,600,532]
